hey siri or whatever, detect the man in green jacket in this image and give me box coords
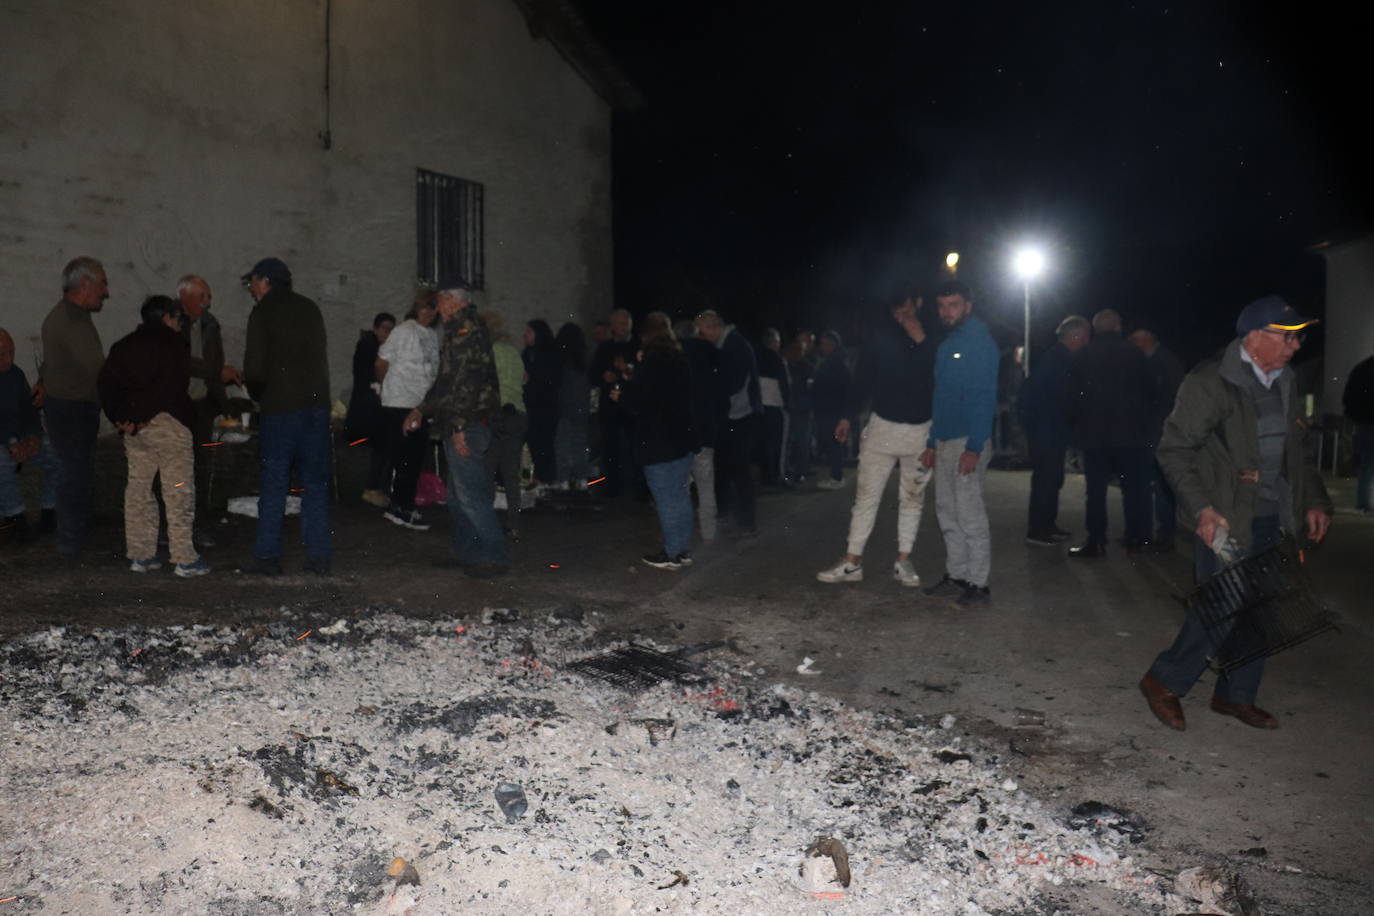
[241,258,332,576]
[1140,296,1332,732]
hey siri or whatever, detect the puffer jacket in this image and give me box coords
[1157,338,1330,552]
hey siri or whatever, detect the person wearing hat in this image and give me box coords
[240,257,333,575]
[1139,295,1332,732]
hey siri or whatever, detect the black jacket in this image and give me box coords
[1071,331,1157,449]
[347,330,383,437]
[522,345,563,411]
[621,346,698,465]
[1018,341,1078,449]
[848,323,936,424]
[98,322,195,429]
[1344,355,1374,425]
[811,350,851,418]
[243,287,331,416]
[682,337,722,448]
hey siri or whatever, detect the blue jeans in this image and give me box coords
[644,452,694,556]
[443,424,509,566]
[1149,514,1281,703]
[255,407,332,561]
[0,438,58,517]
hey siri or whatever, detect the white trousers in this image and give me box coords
[933,436,992,587]
[845,415,933,557]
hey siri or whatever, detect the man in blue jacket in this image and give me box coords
[920,282,1000,606]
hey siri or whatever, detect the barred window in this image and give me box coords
[416,168,484,289]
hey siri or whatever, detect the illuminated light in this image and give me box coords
[454,626,467,634]
[199,442,224,447]
[587,477,606,486]
[1012,248,1045,278]
[290,488,304,493]
[349,437,368,446]
[945,251,959,269]
[295,629,312,641]
[547,563,560,569]
[173,482,186,487]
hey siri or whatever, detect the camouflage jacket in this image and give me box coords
[420,304,501,438]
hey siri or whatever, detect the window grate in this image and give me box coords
[416,168,484,289]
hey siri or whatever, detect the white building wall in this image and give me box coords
[1320,237,1374,412]
[0,0,612,399]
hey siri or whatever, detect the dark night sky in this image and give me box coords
[578,1,1373,365]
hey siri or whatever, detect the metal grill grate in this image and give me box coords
[1185,536,1339,673]
[565,644,708,691]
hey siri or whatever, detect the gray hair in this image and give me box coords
[1056,315,1090,340]
[609,308,632,325]
[762,328,781,347]
[1091,309,1122,333]
[695,309,724,330]
[176,274,207,296]
[61,256,104,291]
[672,319,696,340]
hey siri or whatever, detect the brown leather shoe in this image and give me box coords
[1139,672,1186,730]
[1210,697,1279,729]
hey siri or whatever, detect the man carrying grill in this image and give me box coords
[1139,296,1332,731]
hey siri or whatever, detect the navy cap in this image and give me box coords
[1235,295,1318,337]
[240,257,292,284]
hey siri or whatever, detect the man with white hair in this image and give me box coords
[404,278,508,576]
[177,274,242,523]
[39,256,108,555]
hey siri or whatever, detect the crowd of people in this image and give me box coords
[0,256,1362,729]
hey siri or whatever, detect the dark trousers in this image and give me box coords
[44,397,100,554]
[814,411,846,481]
[254,407,332,562]
[1026,441,1066,535]
[381,406,428,512]
[715,414,758,529]
[785,408,813,481]
[1149,515,1280,703]
[526,404,558,483]
[1082,445,1152,543]
[190,398,219,510]
[757,406,786,485]
[486,407,528,536]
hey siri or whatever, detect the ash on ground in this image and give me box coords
[1,609,1193,914]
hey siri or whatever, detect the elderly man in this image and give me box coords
[98,296,208,577]
[178,274,242,524]
[405,280,508,576]
[920,281,999,606]
[1140,296,1332,731]
[1,328,58,542]
[241,257,332,576]
[695,309,762,536]
[39,256,108,556]
[1019,315,1090,546]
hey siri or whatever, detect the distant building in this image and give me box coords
[1316,235,1374,414]
[0,0,637,397]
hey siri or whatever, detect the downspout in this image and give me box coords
[319,0,333,150]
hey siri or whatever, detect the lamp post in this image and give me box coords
[1012,248,1045,378]
[945,251,960,271]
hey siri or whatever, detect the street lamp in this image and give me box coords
[1012,248,1045,377]
[945,251,960,271]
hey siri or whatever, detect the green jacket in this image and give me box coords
[243,287,331,416]
[1157,338,1330,552]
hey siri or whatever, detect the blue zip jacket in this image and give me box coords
[926,314,999,453]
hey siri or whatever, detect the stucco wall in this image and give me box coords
[0,0,612,400]
[1321,237,1374,412]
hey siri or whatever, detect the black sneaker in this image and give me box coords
[957,584,991,607]
[923,573,967,598]
[675,551,693,566]
[1050,526,1072,541]
[1025,531,1059,547]
[641,550,682,570]
[384,504,431,531]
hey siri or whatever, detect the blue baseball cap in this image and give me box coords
[240,257,292,284]
[1235,295,1318,337]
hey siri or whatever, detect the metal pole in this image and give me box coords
[1023,280,1031,378]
